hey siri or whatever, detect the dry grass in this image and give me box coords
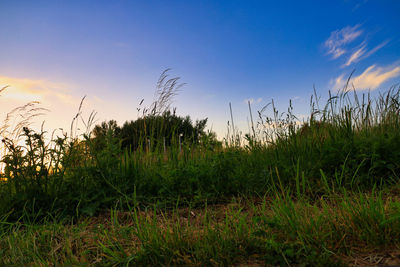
[2,194,400,266]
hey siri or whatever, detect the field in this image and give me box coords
[1,84,400,266]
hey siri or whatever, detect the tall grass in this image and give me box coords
[1,79,400,265]
[1,85,400,222]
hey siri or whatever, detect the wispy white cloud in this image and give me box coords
[343,40,389,67]
[244,97,262,105]
[324,25,363,59]
[332,64,400,91]
[344,44,367,67]
[364,40,389,58]
[352,0,369,11]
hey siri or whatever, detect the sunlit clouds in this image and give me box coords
[343,41,389,67]
[0,75,147,137]
[332,64,400,91]
[324,24,398,92]
[344,44,367,67]
[324,25,390,68]
[0,76,72,104]
[0,76,99,133]
[324,25,363,59]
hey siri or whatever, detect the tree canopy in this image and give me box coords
[91,69,219,152]
[91,110,213,152]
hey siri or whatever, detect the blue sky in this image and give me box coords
[1,0,399,138]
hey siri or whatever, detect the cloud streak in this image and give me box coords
[0,75,109,136]
[0,76,72,103]
[364,40,389,58]
[344,44,367,67]
[343,40,389,67]
[244,97,263,105]
[333,64,400,91]
[324,25,363,59]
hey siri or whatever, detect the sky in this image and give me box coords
[0,0,400,139]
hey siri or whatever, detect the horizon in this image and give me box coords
[1,0,400,139]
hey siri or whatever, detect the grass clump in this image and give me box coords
[2,194,400,266]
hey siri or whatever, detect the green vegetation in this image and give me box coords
[93,111,213,153]
[1,77,400,265]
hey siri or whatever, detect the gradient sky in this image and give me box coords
[1,0,400,138]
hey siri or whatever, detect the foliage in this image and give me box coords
[92,111,210,152]
[1,78,400,265]
[0,86,399,220]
